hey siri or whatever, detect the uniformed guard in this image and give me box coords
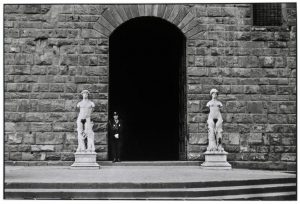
[108,111,123,162]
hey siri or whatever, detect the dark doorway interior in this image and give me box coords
[109,17,185,161]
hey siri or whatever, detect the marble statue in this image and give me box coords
[76,90,95,152]
[206,89,224,152]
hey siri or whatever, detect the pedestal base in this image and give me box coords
[71,152,100,169]
[201,151,232,170]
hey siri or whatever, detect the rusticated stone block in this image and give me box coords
[238,56,259,68]
[187,152,202,161]
[36,132,64,144]
[53,122,75,132]
[245,85,260,94]
[189,133,207,144]
[257,146,270,153]
[283,146,296,153]
[204,56,218,67]
[188,123,198,133]
[282,136,296,146]
[188,84,203,94]
[5,112,25,122]
[96,152,108,160]
[274,32,290,41]
[287,114,296,124]
[221,7,236,17]
[188,100,200,112]
[61,152,75,161]
[268,153,282,161]
[235,32,251,41]
[92,123,107,132]
[15,54,34,65]
[6,83,32,92]
[31,145,55,152]
[248,133,262,144]
[224,145,240,153]
[31,123,52,132]
[92,113,108,123]
[64,100,77,112]
[9,152,22,160]
[278,86,295,95]
[287,57,296,69]
[268,41,287,48]
[11,65,31,75]
[225,101,246,113]
[8,133,23,144]
[23,132,35,144]
[188,144,204,153]
[93,100,108,112]
[278,102,296,114]
[45,152,61,160]
[188,113,207,123]
[62,144,77,152]
[32,84,49,92]
[25,113,44,122]
[22,152,44,161]
[50,100,66,112]
[15,123,31,132]
[247,102,263,113]
[260,57,275,68]
[260,85,277,95]
[268,133,281,145]
[233,114,253,123]
[50,84,65,92]
[268,114,288,124]
[95,145,107,152]
[60,55,78,66]
[267,124,296,133]
[94,132,107,145]
[251,32,274,41]
[281,153,296,162]
[273,146,284,153]
[228,133,240,145]
[65,132,77,145]
[265,102,278,114]
[249,153,268,161]
[187,67,208,76]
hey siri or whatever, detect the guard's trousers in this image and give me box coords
[112,138,122,160]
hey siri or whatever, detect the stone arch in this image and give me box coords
[93,5,202,39]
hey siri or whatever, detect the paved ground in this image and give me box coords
[5,165,296,184]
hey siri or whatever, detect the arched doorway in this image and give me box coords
[109,17,186,161]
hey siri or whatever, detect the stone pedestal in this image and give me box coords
[201,151,232,170]
[71,152,100,169]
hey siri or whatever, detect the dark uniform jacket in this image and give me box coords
[108,119,123,140]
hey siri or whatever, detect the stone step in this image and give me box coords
[100,161,200,166]
[5,177,295,189]
[191,191,297,200]
[5,182,296,199]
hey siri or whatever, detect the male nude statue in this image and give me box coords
[206,89,224,151]
[76,90,95,152]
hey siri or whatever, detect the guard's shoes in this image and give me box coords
[117,159,121,162]
[112,159,117,163]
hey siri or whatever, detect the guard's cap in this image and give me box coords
[113,111,119,116]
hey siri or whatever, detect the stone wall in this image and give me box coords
[4,4,296,170]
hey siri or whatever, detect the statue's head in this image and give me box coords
[81,90,90,99]
[210,89,218,99]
